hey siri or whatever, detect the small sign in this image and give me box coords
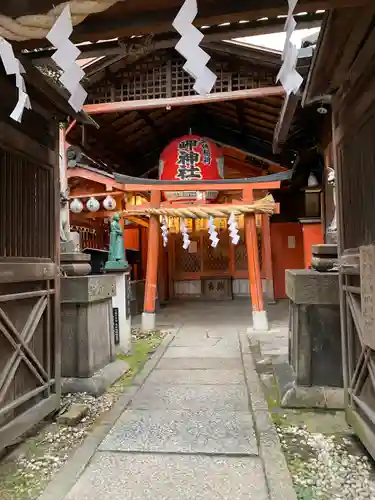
[113,307,120,345]
[126,274,131,320]
[288,236,296,249]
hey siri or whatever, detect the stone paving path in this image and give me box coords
[49,302,295,500]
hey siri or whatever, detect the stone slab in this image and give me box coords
[61,274,116,304]
[163,346,241,359]
[157,357,243,370]
[99,409,258,455]
[64,452,269,500]
[61,360,129,397]
[129,384,249,411]
[171,336,239,348]
[285,269,339,305]
[147,369,245,385]
[57,404,88,426]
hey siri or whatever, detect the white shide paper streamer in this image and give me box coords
[172,0,217,96]
[47,6,87,112]
[0,37,31,122]
[228,213,240,245]
[276,0,303,96]
[181,219,191,250]
[161,216,168,247]
[208,216,219,248]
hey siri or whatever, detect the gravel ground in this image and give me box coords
[277,424,375,500]
[0,328,165,500]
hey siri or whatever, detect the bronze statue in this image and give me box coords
[105,213,128,270]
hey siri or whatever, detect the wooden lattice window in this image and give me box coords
[88,53,276,104]
[175,235,200,273]
[235,231,248,271]
[234,229,262,272]
[202,231,229,273]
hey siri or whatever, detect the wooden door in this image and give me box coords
[271,222,304,299]
[334,99,375,459]
[0,127,60,451]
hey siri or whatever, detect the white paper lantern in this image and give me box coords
[103,195,116,211]
[70,198,83,213]
[86,197,100,212]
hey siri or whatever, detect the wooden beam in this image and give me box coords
[83,87,285,115]
[114,179,283,193]
[273,92,300,153]
[27,13,322,63]
[67,167,125,190]
[68,0,366,43]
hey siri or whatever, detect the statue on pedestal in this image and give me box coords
[105,213,128,271]
[327,167,337,244]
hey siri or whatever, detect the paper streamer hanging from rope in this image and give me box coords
[276,0,303,95]
[228,213,240,245]
[172,0,217,96]
[181,219,191,250]
[208,216,219,248]
[161,216,168,247]
[46,6,87,112]
[0,37,31,122]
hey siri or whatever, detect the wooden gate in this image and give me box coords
[334,96,375,458]
[0,130,60,451]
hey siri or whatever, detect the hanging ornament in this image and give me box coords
[86,197,100,212]
[161,216,168,247]
[46,6,87,112]
[276,0,303,96]
[103,195,116,210]
[228,213,240,245]
[0,38,31,122]
[181,219,191,250]
[208,216,219,248]
[172,0,217,96]
[70,198,83,213]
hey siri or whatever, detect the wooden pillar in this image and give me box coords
[261,214,275,302]
[244,188,268,331]
[142,190,161,331]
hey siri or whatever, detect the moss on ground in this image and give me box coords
[0,330,164,500]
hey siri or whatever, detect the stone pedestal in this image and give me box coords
[281,269,343,409]
[60,274,129,396]
[311,244,338,272]
[60,252,91,276]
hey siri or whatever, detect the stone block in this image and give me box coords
[62,359,129,397]
[286,269,339,305]
[58,404,88,426]
[61,274,117,379]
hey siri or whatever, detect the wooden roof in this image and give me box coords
[66,44,293,176]
[303,4,375,103]
[10,0,330,50]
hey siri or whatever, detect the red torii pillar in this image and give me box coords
[243,186,269,331]
[142,191,161,331]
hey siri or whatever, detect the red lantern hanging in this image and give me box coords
[159,135,224,202]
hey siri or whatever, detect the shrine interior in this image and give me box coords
[62,32,330,309]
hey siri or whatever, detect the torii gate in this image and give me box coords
[114,172,290,332]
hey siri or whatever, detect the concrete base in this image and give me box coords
[142,312,156,331]
[61,359,130,397]
[281,385,345,410]
[252,310,269,332]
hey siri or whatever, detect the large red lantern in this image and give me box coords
[159,135,224,202]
